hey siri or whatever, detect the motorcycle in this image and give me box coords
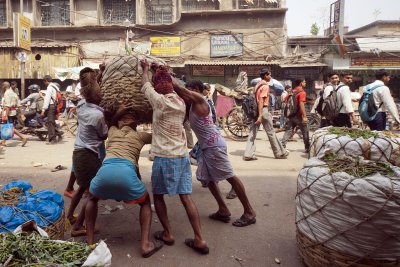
[19,111,64,142]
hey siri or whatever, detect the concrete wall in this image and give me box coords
[74,0,98,26]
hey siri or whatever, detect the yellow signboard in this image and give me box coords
[13,13,31,51]
[150,37,181,57]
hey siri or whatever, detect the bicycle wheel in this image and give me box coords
[223,107,250,142]
[66,112,78,136]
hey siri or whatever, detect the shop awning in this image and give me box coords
[0,40,77,48]
[356,37,400,52]
[169,60,275,67]
[279,62,327,68]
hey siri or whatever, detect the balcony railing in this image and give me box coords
[40,0,70,26]
[182,0,219,11]
[146,3,173,24]
[236,0,279,9]
[103,0,136,25]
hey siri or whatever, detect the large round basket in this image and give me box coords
[44,211,65,240]
[297,229,400,267]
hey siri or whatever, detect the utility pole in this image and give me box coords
[20,0,25,99]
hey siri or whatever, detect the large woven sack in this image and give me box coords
[99,55,166,124]
[310,127,400,167]
[296,157,400,262]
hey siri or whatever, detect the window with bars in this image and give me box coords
[103,0,136,25]
[182,0,219,11]
[0,0,6,27]
[40,0,70,26]
[236,0,279,9]
[145,0,173,25]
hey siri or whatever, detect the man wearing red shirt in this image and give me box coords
[281,78,310,153]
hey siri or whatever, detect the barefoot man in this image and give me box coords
[173,79,256,227]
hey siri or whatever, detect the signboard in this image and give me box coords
[350,56,400,68]
[150,37,180,57]
[13,13,31,51]
[239,66,267,76]
[210,34,243,58]
[329,0,344,36]
[282,68,320,79]
[193,66,224,76]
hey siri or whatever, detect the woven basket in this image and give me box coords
[297,229,400,267]
[44,211,65,240]
[99,55,166,124]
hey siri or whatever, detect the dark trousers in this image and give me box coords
[46,104,57,142]
[367,112,387,131]
[332,113,352,128]
[281,116,310,150]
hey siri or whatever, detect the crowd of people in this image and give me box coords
[1,62,399,258]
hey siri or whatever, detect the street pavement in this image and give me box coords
[0,129,308,267]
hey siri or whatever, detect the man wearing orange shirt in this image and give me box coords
[281,78,310,153]
[243,68,288,160]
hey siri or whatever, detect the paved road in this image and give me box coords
[0,130,308,267]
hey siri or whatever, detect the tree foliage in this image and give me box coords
[310,23,320,36]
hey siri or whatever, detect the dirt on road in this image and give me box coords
[0,130,307,267]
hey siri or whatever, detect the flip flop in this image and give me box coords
[71,227,100,237]
[51,165,68,172]
[153,230,175,246]
[226,191,237,199]
[64,190,75,199]
[209,212,231,223]
[232,215,256,227]
[21,138,28,147]
[142,240,163,258]
[184,238,209,255]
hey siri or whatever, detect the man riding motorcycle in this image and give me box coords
[20,84,42,125]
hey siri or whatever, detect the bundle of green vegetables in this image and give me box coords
[0,232,96,266]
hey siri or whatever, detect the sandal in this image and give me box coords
[51,165,68,172]
[184,238,209,255]
[64,190,75,199]
[142,240,163,258]
[232,215,256,227]
[153,230,175,246]
[209,212,230,223]
[226,191,237,200]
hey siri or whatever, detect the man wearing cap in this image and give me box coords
[243,68,288,160]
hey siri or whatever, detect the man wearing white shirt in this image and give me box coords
[365,70,400,131]
[41,75,59,143]
[323,72,358,128]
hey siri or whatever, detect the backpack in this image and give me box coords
[322,84,345,120]
[358,84,383,122]
[283,89,303,118]
[315,90,324,116]
[242,83,263,120]
[50,84,66,114]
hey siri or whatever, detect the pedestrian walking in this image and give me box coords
[323,72,358,128]
[141,59,209,255]
[281,79,310,153]
[243,68,288,160]
[363,69,400,130]
[10,81,19,98]
[1,82,27,147]
[40,75,60,143]
[172,79,257,228]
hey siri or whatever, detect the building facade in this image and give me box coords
[0,0,288,94]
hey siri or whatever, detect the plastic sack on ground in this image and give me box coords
[3,180,32,191]
[26,190,64,209]
[296,157,400,260]
[18,199,62,225]
[0,206,13,224]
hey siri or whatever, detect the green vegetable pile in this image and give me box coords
[323,153,395,178]
[327,127,378,139]
[0,232,95,266]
